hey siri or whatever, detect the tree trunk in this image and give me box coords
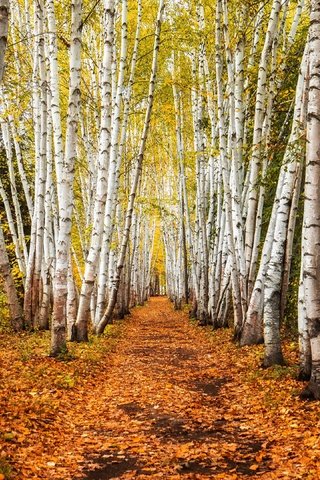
[0,223,23,331]
[300,2,320,399]
[245,0,282,282]
[263,47,307,367]
[75,0,115,341]
[51,0,82,356]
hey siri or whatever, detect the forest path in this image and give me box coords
[79,296,267,479]
[2,297,319,480]
[72,297,310,480]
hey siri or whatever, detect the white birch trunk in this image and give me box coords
[300,1,320,398]
[245,0,282,279]
[51,0,82,356]
[67,262,78,340]
[298,242,312,380]
[215,0,243,330]
[24,0,47,328]
[46,0,64,200]
[280,163,303,321]
[263,48,307,366]
[8,114,34,218]
[94,0,140,326]
[75,0,115,341]
[0,175,25,275]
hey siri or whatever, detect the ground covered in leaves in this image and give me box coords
[0,297,320,479]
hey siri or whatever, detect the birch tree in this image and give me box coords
[0,0,23,331]
[300,0,320,399]
[94,0,142,327]
[74,0,115,342]
[24,0,48,329]
[262,48,307,366]
[245,0,283,281]
[51,0,82,356]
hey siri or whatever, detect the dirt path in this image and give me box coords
[76,296,272,480]
[1,297,319,479]
[72,297,318,480]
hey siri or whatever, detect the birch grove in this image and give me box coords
[0,0,24,331]
[1,0,320,399]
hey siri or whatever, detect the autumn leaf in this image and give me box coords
[1,298,320,480]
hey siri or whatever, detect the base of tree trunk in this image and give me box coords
[77,331,89,342]
[95,315,113,335]
[38,323,50,331]
[198,320,207,327]
[12,316,25,332]
[212,316,221,329]
[212,321,228,330]
[263,351,285,368]
[233,325,242,342]
[189,298,197,319]
[70,324,89,343]
[240,334,264,347]
[70,324,77,342]
[174,299,182,310]
[198,312,208,327]
[239,322,264,347]
[297,367,311,381]
[300,381,320,400]
[49,344,68,358]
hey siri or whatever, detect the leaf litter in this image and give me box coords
[0,297,319,479]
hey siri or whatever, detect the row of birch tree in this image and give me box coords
[0,0,165,353]
[156,0,320,399]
